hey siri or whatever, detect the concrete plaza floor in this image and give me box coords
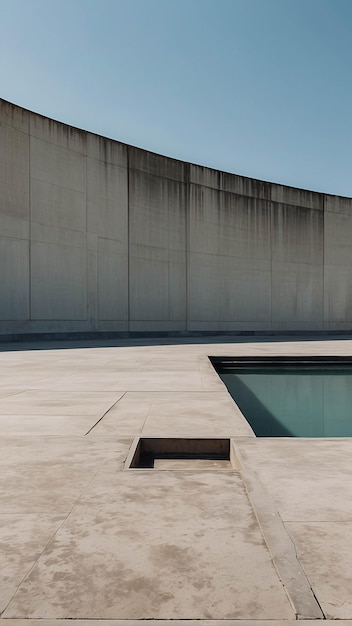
[1,335,352,625]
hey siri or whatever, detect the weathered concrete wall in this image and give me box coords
[1,98,351,336]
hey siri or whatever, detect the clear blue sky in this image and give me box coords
[1,0,351,195]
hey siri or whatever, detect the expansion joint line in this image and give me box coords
[84,392,127,435]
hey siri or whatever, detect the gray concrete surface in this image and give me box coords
[2,98,352,336]
[1,336,352,623]
[3,622,352,626]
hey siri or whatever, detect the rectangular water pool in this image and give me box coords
[212,356,352,437]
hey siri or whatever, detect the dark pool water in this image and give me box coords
[217,367,352,437]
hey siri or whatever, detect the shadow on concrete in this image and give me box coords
[0,332,351,353]
[218,373,294,437]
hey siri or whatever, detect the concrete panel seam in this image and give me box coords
[28,131,32,321]
[127,145,131,331]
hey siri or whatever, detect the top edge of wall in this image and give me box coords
[1,97,351,206]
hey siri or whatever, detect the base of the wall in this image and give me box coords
[1,329,352,343]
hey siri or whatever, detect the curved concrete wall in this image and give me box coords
[1,98,352,337]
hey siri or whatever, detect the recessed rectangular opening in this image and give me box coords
[125,437,235,470]
[210,355,352,438]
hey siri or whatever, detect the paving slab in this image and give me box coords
[26,362,207,391]
[0,437,130,513]
[0,514,65,613]
[0,414,105,436]
[286,521,352,619]
[3,470,294,620]
[236,438,352,521]
[141,391,253,437]
[0,390,123,415]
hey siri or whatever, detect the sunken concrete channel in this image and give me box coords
[126,437,236,469]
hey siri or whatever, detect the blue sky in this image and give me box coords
[1,0,351,195]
